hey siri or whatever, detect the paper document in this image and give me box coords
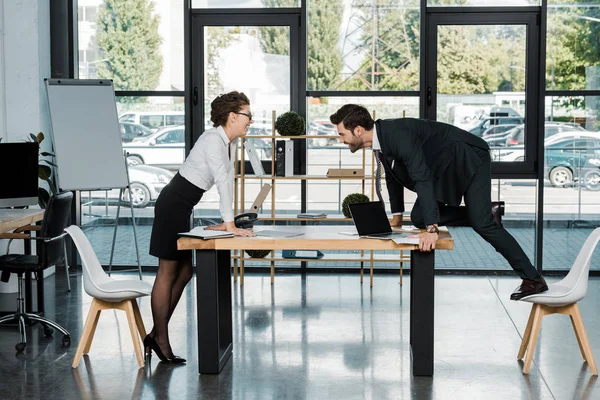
[255,229,304,238]
[338,230,359,236]
[392,236,420,245]
[179,227,234,239]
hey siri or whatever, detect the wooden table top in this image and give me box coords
[178,225,454,251]
[0,209,45,234]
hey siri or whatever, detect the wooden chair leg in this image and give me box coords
[523,304,544,374]
[270,260,274,285]
[518,305,537,360]
[124,300,145,368]
[570,304,598,375]
[83,308,102,354]
[131,300,147,341]
[568,307,587,362]
[72,299,100,368]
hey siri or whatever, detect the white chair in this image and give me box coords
[517,227,600,375]
[64,225,153,368]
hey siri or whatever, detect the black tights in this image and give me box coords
[149,258,193,357]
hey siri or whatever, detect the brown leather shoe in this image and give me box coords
[510,276,548,301]
[491,201,505,226]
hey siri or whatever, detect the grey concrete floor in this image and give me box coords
[0,271,598,399]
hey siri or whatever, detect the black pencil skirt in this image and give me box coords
[149,173,205,261]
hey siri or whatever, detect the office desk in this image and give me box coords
[0,209,44,234]
[0,209,45,314]
[179,225,454,377]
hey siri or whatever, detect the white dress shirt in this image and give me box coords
[179,126,235,223]
[371,124,402,216]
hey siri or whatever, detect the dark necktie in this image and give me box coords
[373,149,384,204]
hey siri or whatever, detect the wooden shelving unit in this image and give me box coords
[232,110,409,287]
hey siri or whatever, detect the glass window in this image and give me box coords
[203,26,291,128]
[547,2,600,90]
[77,0,184,91]
[140,115,165,129]
[166,114,185,126]
[428,0,538,5]
[311,0,419,91]
[192,0,300,8]
[119,113,135,123]
[543,95,600,271]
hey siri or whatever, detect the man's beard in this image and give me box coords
[348,141,363,153]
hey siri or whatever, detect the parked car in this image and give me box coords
[483,125,522,148]
[468,116,524,136]
[119,111,185,132]
[544,134,600,187]
[121,164,175,208]
[120,122,154,143]
[583,158,600,191]
[481,124,519,138]
[505,122,586,147]
[308,120,338,146]
[493,131,600,163]
[123,126,185,170]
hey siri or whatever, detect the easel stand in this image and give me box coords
[108,153,142,279]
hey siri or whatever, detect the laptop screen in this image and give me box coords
[349,202,392,235]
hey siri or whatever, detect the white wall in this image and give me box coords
[0,0,51,292]
[0,0,51,143]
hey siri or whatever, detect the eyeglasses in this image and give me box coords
[235,112,253,121]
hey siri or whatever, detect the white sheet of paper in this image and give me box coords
[254,229,304,238]
[392,236,420,245]
[179,227,234,239]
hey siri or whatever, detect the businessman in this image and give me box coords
[330,104,547,300]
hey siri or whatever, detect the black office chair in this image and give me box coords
[0,192,73,352]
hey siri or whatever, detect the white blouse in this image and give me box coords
[179,126,235,222]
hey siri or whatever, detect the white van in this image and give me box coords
[118,111,185,131]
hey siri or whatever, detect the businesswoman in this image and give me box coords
[145,91,255,363]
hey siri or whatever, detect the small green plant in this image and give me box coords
[29,133,58,208]
[275,111,305,136]
[341,193,371,218]
[245,249,271,259]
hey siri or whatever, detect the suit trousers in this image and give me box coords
[410,148,539,280]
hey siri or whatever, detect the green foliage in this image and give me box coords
[341,193,370,219]
[245,249,271,258]
[547,3,600,91]
[260,0,343,90]
[25,132,58,209]
[96,0,163,100]
[275,111,305,136]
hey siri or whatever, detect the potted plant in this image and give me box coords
[341,193,370,218]
[245,249,271,259]
[275,111,305,137]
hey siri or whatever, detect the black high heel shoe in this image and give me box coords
[143,335,186,364]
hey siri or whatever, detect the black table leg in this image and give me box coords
[196,249,233,374]
[410,249,435,376]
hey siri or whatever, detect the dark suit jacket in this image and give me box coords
[375,118,490,226]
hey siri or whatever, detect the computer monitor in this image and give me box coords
[0,142,39,207]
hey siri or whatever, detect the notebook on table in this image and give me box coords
[179,227,234,239]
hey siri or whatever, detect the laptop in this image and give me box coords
[349,201,414,240]
[248,183,271,213]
